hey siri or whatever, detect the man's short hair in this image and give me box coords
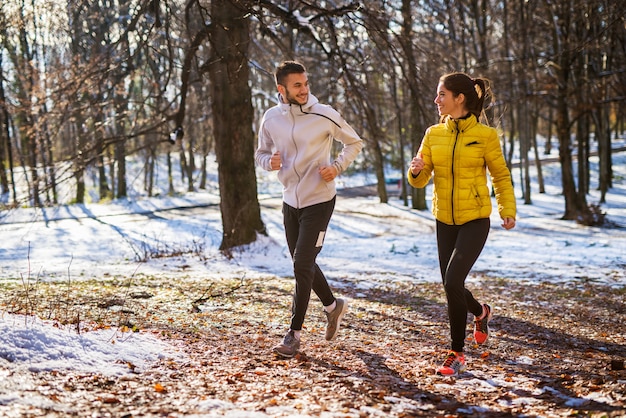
[275,61,306,86]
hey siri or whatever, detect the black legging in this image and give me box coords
[436,218,490,352]
[283,197,336,331]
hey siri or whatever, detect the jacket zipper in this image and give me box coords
[290,106,302,208]
[451,121,460,225]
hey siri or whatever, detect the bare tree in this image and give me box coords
[398,0,428,210]
[542,0,593,221]
[208,0,266,250]
[1,0,625,232]
[0,49,17,205]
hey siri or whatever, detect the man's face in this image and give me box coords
[278,72,309,105]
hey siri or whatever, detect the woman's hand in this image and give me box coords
[501,217,516,230]
[410,153,425,175]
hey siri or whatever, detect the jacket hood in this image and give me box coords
[277,92,320,112]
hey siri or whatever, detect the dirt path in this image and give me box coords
[1,274,624,417]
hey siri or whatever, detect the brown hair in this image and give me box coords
[439,72,494,123]
[275,61,306,86]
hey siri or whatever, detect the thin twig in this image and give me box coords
[191,275,246,310]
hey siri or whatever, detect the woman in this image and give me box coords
[408,72,516,376]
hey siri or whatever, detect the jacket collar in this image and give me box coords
[277,93,320,113]
[444,113,478,132]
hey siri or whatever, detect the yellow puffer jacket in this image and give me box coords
[408,114,516,225]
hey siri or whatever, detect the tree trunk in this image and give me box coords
[167,151,175,196]
[209,0,265,251]
[185,139,195,192]
[594,106,611,203]
[93,93,111,201]
[530,113,545,194]
[555,72,579,220]
[199,133,210,190]
[518,89,532,205]
[392,78,408,206]
[548,1,589,222]
[370,136,388,204]
[576,114,590,196]
[72,112,86,205]
[114,131,127,199]
[0,60,16,203]
[145,145,155,197]
[98,153,110,200]
[545,107,554,155]
[400,0,427,210]
[113,76,132,200]
[108,147,116,200]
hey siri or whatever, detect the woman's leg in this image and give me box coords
[436,218,490,352]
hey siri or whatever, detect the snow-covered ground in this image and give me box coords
[0,144,624,413]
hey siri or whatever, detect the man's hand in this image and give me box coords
[319,165,338,182]
[270,151,281,170]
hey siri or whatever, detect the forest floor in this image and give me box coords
[0,273,625,417]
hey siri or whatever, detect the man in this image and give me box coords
[255,61,364,357]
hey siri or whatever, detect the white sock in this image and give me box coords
[291,330,301,340]
[324,301,337,313]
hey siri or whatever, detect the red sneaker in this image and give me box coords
[473,304,492,345]
[436,351,466,376]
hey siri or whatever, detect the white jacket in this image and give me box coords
[255,93,363,208]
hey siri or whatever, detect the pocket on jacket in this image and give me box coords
[277,168,286,185]
[471,185,482,207]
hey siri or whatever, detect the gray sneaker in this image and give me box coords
[272,330,300,358]
[325,298,348,341]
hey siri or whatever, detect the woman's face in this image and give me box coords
[434,82,465,118]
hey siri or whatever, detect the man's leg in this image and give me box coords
[288,198,336,331]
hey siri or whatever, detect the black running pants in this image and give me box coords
[283,197,336,332]
[436,218,490,352]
